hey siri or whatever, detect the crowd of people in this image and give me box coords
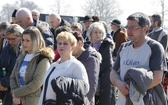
[0,7,167,105]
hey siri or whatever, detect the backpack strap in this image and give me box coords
[36,55,51,65]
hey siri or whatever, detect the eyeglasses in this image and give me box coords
[125,26,142,31]
[57,42,70,46]
[6,36,19,42]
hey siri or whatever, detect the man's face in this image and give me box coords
[16,16,29,29]
[84,21,92,31]
[72,41,81,57]
[6,33,21,47]
[49,17,58,29]
[126,20,145,42]
[32,12,39,21]
[150,18,156,29]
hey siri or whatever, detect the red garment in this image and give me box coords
[53,49,60,62]
[162,77,168,92]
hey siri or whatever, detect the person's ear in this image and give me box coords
[142,26,149,33]
[78,40,83,47]
[27,16,31,22]
[71,45,76,51]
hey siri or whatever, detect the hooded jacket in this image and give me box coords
[10,47,54,105]
[78,45,101,105]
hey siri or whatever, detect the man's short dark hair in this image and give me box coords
[71,31,84,42]
[127,12,151,28]
[12,9,17,17]
[151,14,162,27]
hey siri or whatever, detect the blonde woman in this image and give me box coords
[10,26,54,105]
[38,32,89,105]
[87,22,115,105]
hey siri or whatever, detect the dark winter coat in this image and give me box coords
[51,76,90,105]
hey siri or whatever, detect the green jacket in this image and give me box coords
[10,47,54,105]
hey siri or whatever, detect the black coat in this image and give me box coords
[51,76,90,105]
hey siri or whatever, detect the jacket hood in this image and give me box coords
[87,46,102,63]
[81,44,102,63]
[39,47,55,60]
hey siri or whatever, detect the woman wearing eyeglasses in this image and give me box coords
[38,32,89,105]
[10,26,54,105]
[0,24,23,105]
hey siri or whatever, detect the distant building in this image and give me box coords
[40,14,84,25]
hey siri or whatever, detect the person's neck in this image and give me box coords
[76,47,85,58]
[59,55,71,63]
[133,36,146,48]
[92,40,101,45]
[153,26,160,31]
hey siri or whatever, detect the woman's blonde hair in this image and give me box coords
[22,26,45,53]
[86,22,106,41]
[56,32,77,47]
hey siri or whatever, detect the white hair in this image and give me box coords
[48,13,61,21]
[31,9,40,16]
[87,22,106,41]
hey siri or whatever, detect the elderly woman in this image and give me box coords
[38,32,89,105]
[86,22,115,105]
[0,24,23,105]
[10,26,54,105]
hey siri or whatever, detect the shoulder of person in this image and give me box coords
[37,47,55,64]
[61,19,71,27]
[87,46,102,62]
[103,37,114,45]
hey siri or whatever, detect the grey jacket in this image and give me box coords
[124,68,167,105]
[78,45,101,105]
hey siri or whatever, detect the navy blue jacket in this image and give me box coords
[0,44,20,87]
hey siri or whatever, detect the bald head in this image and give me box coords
[48,13,61,29]
[32,9,40,21]
[16,8,34,29]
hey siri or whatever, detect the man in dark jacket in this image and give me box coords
[83,15,93,42]
[72,31,101,105]
[15,7,54,49]
[48,13,71,50]
[110,19,127,61]
[0,24,24,105]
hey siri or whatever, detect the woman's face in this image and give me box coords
[22,34,33,54]
[57,38,73,57]
[90,29,104,43]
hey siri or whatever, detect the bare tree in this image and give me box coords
[50,0,70,15]
[151,0,168,27]
[83,0,122,23]
[160,0,168,27]
[0,3,17,22]
[0,0,42,22]
[18,0,42,11]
